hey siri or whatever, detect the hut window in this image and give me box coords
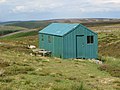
[48,36,52,43]
[41,35,44,41]
[87,36,94,44]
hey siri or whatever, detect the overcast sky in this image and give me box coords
[0,0,120,21]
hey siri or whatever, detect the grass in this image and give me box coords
[98,56,120,77]
[98,33,120,58]
[90,24,120,78]
[0,22,120,90]
[0,45,119,90]
[0,49,118,90]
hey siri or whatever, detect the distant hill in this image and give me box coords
[0,21,22,26]
[6,21,51,29]
[1,18,120,29]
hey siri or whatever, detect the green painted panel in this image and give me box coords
[63,31,76,58]
[76,35,85,58]
[39,33,63,58]
[53,36,63,58]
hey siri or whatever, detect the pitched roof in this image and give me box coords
[39,23,79,36]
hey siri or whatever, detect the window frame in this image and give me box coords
[48,36,52,43]
[87,36,94,44]
[41,34,44,41]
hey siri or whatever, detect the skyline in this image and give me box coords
[0,0,120,21]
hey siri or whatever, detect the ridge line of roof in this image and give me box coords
[39,23,80,36]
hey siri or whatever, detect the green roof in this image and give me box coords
[39,23,79,36]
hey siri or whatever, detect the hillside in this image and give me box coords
[1,18,120,58]
[0,26,28,36]
[2,18,120,29]
[0,21,22,26]
[0,19,120,90]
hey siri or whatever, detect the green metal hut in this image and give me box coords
[39,23,98,59]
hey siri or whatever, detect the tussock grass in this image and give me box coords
[98,30,120,58]
[98,56,120,77]
[0,47,118,90]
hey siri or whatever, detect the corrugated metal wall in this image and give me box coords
[39,33,63,58]
[63,31,76,58]
[53,36,63,58]
[63,25,98,59]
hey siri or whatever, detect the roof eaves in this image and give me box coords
[80,24,97,35]
[39,32,63,37]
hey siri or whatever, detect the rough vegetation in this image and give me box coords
[0,26,27,36]
[0,20,120,90]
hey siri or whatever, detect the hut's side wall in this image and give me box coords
[39,33,63,58]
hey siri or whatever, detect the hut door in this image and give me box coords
[76,35,84,58]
